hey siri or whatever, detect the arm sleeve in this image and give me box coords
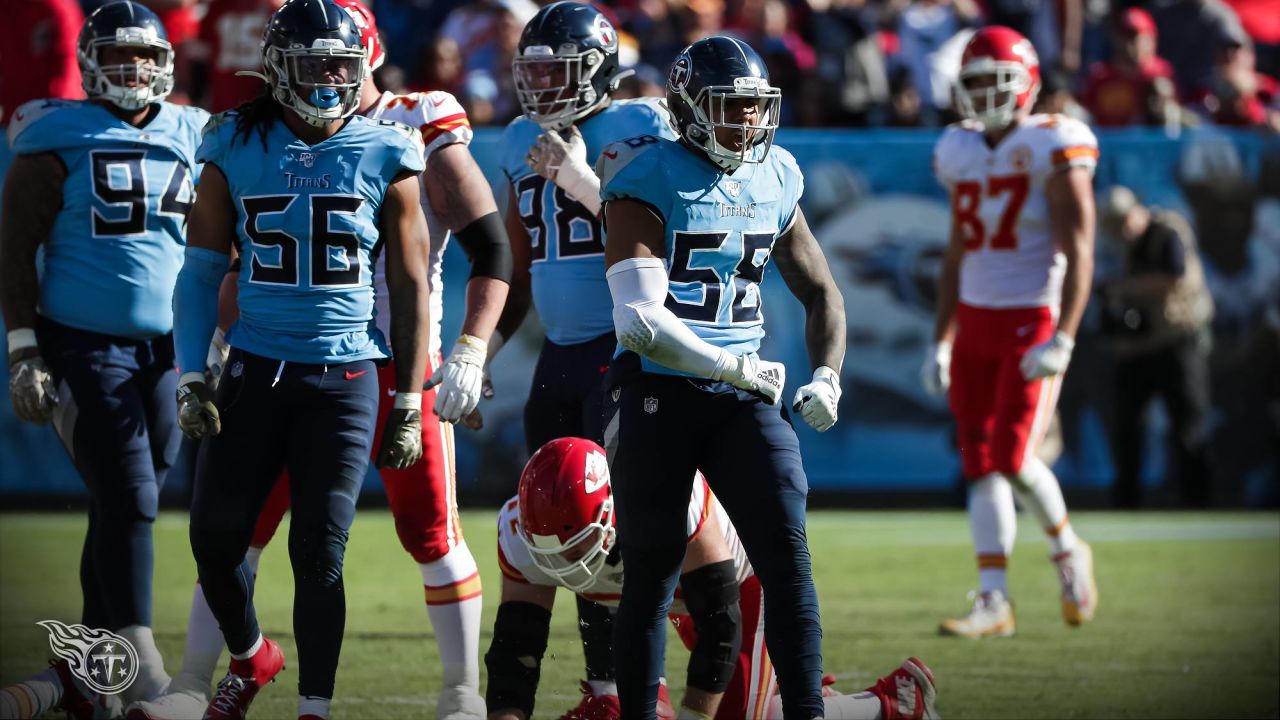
[607,257,735,380]
[173,247,230,376]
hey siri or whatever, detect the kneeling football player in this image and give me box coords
[484,438,940,720]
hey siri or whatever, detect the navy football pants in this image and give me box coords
[39,318,180,631]
[604,354,823,720]
[189,349,377,699]
[523,330,617,681]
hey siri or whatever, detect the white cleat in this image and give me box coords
[437,685,486,720]
[1054,540,1098,626]
[123,686,209,720]
[938,590,1015,638]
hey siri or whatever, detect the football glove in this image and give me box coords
[921,341,952,395]
[792,366,841,432]
[1019,331,1075,380]
[377,395,424,469]
[176,372,220,440]
[526,125,601,215]
[7,342,57,424]
[206,327,230,391]
[719,353,786,405]
[427,334,487,423]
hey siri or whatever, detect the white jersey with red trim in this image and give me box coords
[367,90,473,354]
[496,477,751,610]
[934,114,1098,309]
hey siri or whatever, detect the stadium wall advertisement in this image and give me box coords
[2,128,1277,504]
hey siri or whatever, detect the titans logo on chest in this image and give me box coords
[284,172,332,189]
[718,201,757,219]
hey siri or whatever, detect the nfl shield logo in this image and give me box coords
[643,397,659,414]
[725,180,742,198]
[298,152,316,168]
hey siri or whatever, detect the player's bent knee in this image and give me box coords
[288,526,350,589]
[485,601,551,718]
[681,559,742,693]
[100,480,160,524]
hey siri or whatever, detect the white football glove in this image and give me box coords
[792,366,841,432]
[719,353,786,405]
[921,341,952,396]
[428,334,487,423]
[1019,331,1075,380]
[205,327,230,391]
[176,372,220,440]
[7,343,57,424]
[526,125,601,215]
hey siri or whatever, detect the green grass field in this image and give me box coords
[2,510,1277,719]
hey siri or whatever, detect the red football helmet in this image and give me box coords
[333,0,385,71]
[517,437,616,592]
[954,26,1040,130]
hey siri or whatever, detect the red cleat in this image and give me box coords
[559,682,621,720]
[52,660,94,720]
[655,680,675,720]
[202,638,285,720]
[867,657,939,720]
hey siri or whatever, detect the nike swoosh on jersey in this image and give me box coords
[345,369,369,379]
[603,150,618,159]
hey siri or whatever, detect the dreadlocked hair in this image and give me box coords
[231,85,283,151]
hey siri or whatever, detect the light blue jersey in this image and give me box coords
[599,136,804,377]
[500,97,676,345]
[7,99,209,339]
[198,112,425,364]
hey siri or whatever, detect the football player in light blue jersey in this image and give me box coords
[0,3,206,716]
[482,3,680,710]
[597,37,846,720]
[169,0,433,717]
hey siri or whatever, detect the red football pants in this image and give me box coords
[948,303,1062,480]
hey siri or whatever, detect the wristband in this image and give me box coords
[393,392,422,411]
[7,328,37,353]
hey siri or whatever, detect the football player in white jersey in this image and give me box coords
[924,26,1099,638]
[130,3,508,718]
[485,438,939,720]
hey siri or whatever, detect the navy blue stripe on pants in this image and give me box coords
[38,317,180,631]
[189,348,377,699]
[603,353,823,720]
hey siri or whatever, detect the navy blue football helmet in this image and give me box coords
[513,2,631,131]
[666,36,781,171]
[78,1,174,110]
[262,0,369,127]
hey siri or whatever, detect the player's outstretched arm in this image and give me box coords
[0,153,66,423]
[1019,166,1095,381]
[485,578,557,720]
[173,164,236,439]
[774,207,846,431]
[423,142,511,420]
[378,172,432,468]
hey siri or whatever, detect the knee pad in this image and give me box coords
[485,601,551,718]
[680,559,742,694]
[288,524,349,589]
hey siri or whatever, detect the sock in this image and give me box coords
[420,542,482,694]
[587,680,618,696]
[0,666,63,719]
[968,473,1016,596]
[1010,457,1078,556]
[231,634,263,662]
[244,546,264,575]
[171,582,225,696]
[117,625,170,703]
[767,691,882,720]
[299,695,331,718]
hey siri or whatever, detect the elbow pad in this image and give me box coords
[454,211,513,283]
[484,601,551,719]
[606,258,735,379]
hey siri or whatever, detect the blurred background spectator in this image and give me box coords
[1080,8,1178,127]
[187,0,284,112]
[1098,186,1215,508]
[1,0,85,125]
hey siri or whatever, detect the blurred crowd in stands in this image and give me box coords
[3,0,1278,129]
